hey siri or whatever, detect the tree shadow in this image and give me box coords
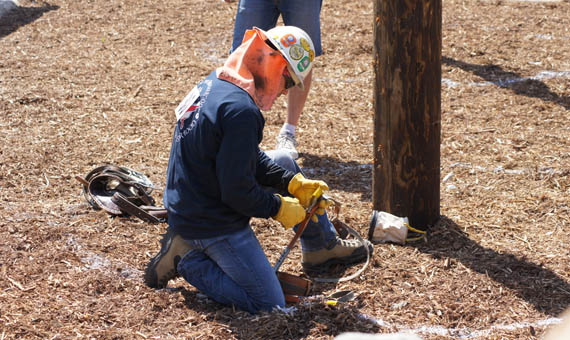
[0,2,59,39]
[442,56,570,110]
[172,285,382,340]
[299,153,372,202]
[413,216,570,317]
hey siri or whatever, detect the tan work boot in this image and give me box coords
[302,237,374,273]
[144,229,193,289]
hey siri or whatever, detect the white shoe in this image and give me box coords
[276,132,299,159]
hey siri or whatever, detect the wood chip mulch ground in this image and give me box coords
[1,0,568,339]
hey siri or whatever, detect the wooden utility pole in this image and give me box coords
[373,0,442,229]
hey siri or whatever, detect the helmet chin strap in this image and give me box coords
[217,28,288,110]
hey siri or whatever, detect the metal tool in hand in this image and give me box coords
[273,187,324,272]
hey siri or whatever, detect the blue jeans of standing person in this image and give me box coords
[231,0,323,56]
[176,149,337,313]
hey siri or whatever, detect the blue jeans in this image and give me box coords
[231,0,323,56]
[177,149,337,313]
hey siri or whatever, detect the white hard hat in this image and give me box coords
[264,26,315,90]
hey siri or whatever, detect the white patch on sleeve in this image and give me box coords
[174,86,201,121]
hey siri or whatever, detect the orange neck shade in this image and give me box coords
[217,28,287,110]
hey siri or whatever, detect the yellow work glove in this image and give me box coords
[288,173,329,207]
[273,194,307,229]
[310,199,333,223]
[288,173,332,222]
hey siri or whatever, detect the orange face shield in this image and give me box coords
[217,28,288,110]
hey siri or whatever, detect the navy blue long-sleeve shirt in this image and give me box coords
[164,72,295,239]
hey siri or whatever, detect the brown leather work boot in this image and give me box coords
[302,237,373,273]
[144,229,193,289]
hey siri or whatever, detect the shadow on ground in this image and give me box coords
[299,153,372,202]
[443,56,570,110]
[174,286,382,340]
[414,216,570,317]
[0,2,59,39]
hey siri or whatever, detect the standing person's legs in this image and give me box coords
[231,0,280,52]
[276,0,323,158]
[278,0,323,59]
[286,69,312,128]
[177,227,285,314]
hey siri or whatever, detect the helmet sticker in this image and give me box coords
[309,49,315,62]
[300,38,311,52]
[289,45,303,60]
[280,34,296,47]
[297,56,311,73]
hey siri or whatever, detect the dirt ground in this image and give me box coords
[1,0,569,339]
